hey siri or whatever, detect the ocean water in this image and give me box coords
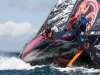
[0,52,100,75]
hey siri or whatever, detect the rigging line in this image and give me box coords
[35,0,58,37]
[93,34,100,46]
[64,0,79,30]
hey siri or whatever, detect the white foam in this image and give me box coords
[51,66,100,73]
[0,55,100,74]
[0,56,44,70]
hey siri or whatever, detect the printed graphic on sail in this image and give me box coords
[72,0,100,32]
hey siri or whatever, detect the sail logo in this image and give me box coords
[74,0,99,31]
[63,32,72,37]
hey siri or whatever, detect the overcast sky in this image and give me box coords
[0,0,55,52]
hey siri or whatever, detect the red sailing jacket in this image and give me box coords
[69,17,76,24]
[68,17,76,29]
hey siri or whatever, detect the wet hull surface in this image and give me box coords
[22,28,78,61]
[21,28,99,68]
[76,35,100,68]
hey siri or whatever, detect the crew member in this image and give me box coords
[68,14,77,30]
[49,23,58,40]
[51,23,58,32]
[42,28,51,40]
[78,14,90,40]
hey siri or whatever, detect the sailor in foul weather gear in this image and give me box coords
[79,14,89,32]
[68,14,77,30]
[42,28,51,40]
[78,14,90,40]
[51,23,58,32]
[48,23,58,40]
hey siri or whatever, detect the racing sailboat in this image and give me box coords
[21,0,78,64]
[21,0,100,68]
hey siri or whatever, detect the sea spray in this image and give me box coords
[0,54,100,75]
[0,55,44,70]
[51,66,100,74]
